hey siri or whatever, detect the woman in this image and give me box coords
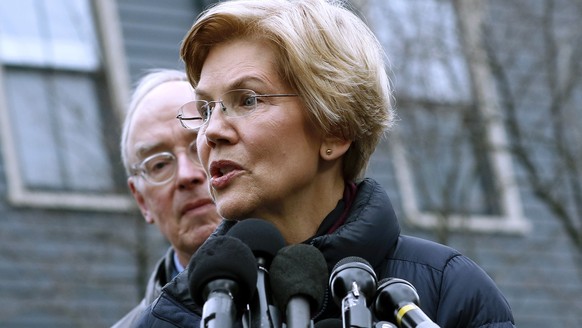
[137,0,515,327]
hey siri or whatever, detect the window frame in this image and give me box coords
[386,0,530,234]
[0,0,133,211]
[390,129,530,234]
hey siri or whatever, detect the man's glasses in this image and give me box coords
[176,89,298,130]
[130,140,202,185]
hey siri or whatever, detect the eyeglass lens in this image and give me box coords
[142,153,176,184]
[178,89,297,130]
[137,140,202,184]
[178,89,259,129]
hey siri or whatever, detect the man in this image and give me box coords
[112,69,222,327]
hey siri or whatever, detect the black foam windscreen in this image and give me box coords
[226,218,286,264]
[188,236,258,309]
[269,244,329,313]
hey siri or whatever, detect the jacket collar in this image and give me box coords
[310,178,401,272]
[161,178,400,313]
[143,247,175,304]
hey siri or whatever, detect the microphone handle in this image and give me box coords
[414,324,440,328]
[397,303,439,328]
[341,292,372,328]
[286,297,312,328]
[249,265,281,328]
[374,322,397,328]
[202,291,236,328]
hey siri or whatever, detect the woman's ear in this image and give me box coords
[320,137,351,160]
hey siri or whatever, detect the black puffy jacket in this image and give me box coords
[136,178,515,328]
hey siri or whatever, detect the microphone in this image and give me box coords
[374,322,398,328]
[315,318,343,328]
[329,257,377,328]
[188,236,258,328]
[227,219,286,328]
[373,278,439,328]
[314,318,395,328]
[269,244,329,328]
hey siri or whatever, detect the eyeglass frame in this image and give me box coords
[175,88,298,130]
[129,139,202,186]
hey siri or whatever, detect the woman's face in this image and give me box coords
[196,38,324,225]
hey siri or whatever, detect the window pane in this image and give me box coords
[397,102,501,215]
[369,0,471,103]
[0,0,99,70]
[4,68,116,192]
[369,0,502,216]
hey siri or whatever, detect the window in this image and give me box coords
[0,0,133,211]
[368,0,530,233]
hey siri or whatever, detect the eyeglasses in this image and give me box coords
[176,89,298,130]
[130,140,202,185]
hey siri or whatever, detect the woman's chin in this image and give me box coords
[217,201,253,220]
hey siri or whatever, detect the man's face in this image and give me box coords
[126,81,221,266]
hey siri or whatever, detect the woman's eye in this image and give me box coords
[198,104,210,119]
[242,95,257,107]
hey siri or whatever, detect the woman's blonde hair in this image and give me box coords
[181,0,394,181]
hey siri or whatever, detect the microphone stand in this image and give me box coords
[246,259,282,328]
[341,281,372,328]
[202,289,237,328]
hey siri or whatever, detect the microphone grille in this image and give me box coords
[187,236,258,312]
[227,218,286,265]
[269,244,329,314]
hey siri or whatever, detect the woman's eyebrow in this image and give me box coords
[194,89,210,100]
[195,76,267,98]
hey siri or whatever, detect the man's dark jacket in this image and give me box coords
[112,247,177,328]
[136,178,515,328]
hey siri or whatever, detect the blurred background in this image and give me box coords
[0,0,580,326]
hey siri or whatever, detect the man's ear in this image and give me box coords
[320,137,351,160]
[128,177,154,224]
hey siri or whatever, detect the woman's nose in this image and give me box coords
[201,103,232,148]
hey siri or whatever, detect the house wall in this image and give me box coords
[117,0,205,81]
[366,1,582,326]
[479,1,582,325]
